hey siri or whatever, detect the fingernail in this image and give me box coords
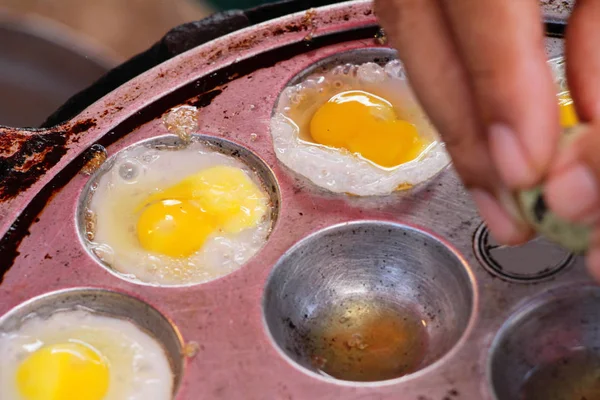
[489,123,538,188]
[546,162,599,221]
[470,188,531,245]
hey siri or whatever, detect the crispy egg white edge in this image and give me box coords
[87,142,272,286]
[270,61,450,196]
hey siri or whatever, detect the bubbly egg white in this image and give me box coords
[86,141,272,286]
[0,309,173,400]
[270,60,450,196]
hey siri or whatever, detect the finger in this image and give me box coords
[374,0,531,244]
[586,249,600,283]
[585,230,600,282]
[545,124,600,223]
[440,0,559,189]
[565,0,600,122]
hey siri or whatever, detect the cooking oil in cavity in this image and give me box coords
[309,299,428,382]
[520,349,600,400]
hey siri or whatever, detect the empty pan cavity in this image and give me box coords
[262,221,475,384]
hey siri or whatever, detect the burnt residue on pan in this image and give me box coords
[0,119,97,280]
[188,88,225,108]
[0,25,379,283]
[0,119,96,201]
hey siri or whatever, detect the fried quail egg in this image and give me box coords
[84,140,272,285]
[0,309,173,400]
[270,60,449,196]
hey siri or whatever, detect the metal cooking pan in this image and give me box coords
[1,1,593,399]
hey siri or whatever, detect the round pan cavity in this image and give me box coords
[77,134,280,287]
[262,221,476,385]
[488,284,600,400]
[270,47,451,196]
[474,223,574,282]
[0,288,184,396]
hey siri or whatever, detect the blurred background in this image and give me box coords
[0,0,275,128]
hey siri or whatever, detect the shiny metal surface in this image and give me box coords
[488,284,600,400]
[0,2,594,399]
[0,288,184,395]
[474,224,574,282]
[263,221,475,384]
[541,0,575,22]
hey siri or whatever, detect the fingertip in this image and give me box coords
[488,123,539,188]
[565,0,600,122]
[470,188,533,245]
[546,161,599,223]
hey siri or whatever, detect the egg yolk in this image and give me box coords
[137,199,216,258]
[558,92,577,128]
[309,90,426,168]
[136,165,267,257]
[16,342,109,400]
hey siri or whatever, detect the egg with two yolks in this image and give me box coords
[86,141,272,286]
[0,310,173,400]
[270,60,450,196]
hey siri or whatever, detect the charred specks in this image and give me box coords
[69,119,97,136]
[0,145,92,282]
[0,120,98,282]
[207,50,224,63]
[0,129,67,202]
[287,318,297,330]
[0,119,96,202]
[533,194,547,223]
[215,10,322,57]
[188,88,224,108]
[273,25,302,36]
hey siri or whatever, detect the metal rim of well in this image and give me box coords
[484,282,600,400]
[473,223,574,283]
[0,287,185,397]
[261,219,479,388]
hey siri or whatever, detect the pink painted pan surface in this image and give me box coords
[0,1,588,399]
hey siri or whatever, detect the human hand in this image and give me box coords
[375,0,600,276]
